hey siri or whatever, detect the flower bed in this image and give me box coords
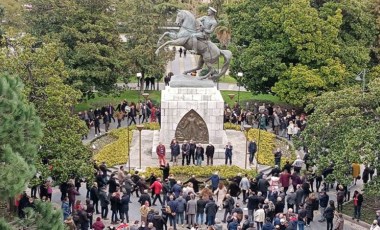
[92,123,160,166]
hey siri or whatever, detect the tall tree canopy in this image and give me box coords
[226,0,377,106]
[24,0,125,93]
[295,76,380,188]
[0,35,93,184]
[0,73,42,199]
[118,0,175,91]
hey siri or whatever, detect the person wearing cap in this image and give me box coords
[191,7,218,54]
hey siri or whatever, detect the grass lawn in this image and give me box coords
[218,75,237,84]
[342,201,374,224]
[75,90,282,112]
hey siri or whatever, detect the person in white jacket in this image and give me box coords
[370,220,380,230]
[254,204,265,230]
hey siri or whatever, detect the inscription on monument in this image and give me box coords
[175,109,209,143]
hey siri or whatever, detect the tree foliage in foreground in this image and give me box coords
[0,74,42,199]
[0,200,64,230]
[294,77,380,190]
[0,35,93,184]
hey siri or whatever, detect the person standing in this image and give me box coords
[297,204,307,230]
[205,197,218,226]
[324,200,336,230]
[195,144,204,166]
[225,142,233,165]
[205,143,215,166]
[120,192,130,224]
[274,148,282,168]
[167,195,178,230]
[103,111,110,132]
[189,140,196,165]
[318,190,329,222]
[254,204,265,230]
[99,187,109,220]
[239,174,250,203]
[94,115,101,137]
[179,47,183,57]
[352,163,361,185]
[248,140,257,166]
[186,194,197,228]
[156,142,166,166]
[171,140,180,166]
[140,201,151,224]
[181,140,190,166]
[353,190,364,222]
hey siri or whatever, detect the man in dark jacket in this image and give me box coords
[98,187,109,220]
[247,191,260,222]
[189,140,196,165]
[138,190,151,206]
[167,195,178,230]
[181,140,190,166]
[295,185,304,213]
[205,197,218,226]
[107,174,119,195]
[257,175,270,198]
[205,143,215,165]
[196,196,207,226]
[183,175,203,193]
[318,191,329,222]
[222,194,235,222]
[248,140,257,165]
[152,210,165,230]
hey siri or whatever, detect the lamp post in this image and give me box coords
[136,124,144,169]
[142,93,150,102]
[243,125,251,169]
[237,72,243,106]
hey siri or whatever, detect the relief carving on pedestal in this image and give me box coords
[175,109,209,143]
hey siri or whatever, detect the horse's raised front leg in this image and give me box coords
[155,37,187,56]
[157,32,178,46]
[183,56,204,75]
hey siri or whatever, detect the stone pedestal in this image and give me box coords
[152,75,228,158]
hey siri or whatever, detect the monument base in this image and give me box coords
[154,75,228,158]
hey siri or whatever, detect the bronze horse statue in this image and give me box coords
[155,10,232,81]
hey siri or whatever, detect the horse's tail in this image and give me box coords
[213,50,232,80]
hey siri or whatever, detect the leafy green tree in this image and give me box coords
[119,0,175,91]
[227,0,376,105]
[0,34,93,184]
[0,73,43,199]
[24,0,125,93]
[294,77,380,187]
[1,200,64,230]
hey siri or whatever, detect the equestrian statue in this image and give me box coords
[155,7,232,81]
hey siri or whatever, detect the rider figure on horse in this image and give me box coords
[191,7,218,54]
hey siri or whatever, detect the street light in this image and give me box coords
[355,69,366,97]
[237,72,243,106]
[136,124,144,169]
[243,125,251,169]
[142,93,150,102]
[127,125,130,172]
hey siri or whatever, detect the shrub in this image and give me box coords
[92,123,160,166]
[246,129,296,166]
[142,165,257,179]
[224,123,241,131]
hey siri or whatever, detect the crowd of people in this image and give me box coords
[78,99,161,138]
[14,155,377,230]
[223,103,306,140]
